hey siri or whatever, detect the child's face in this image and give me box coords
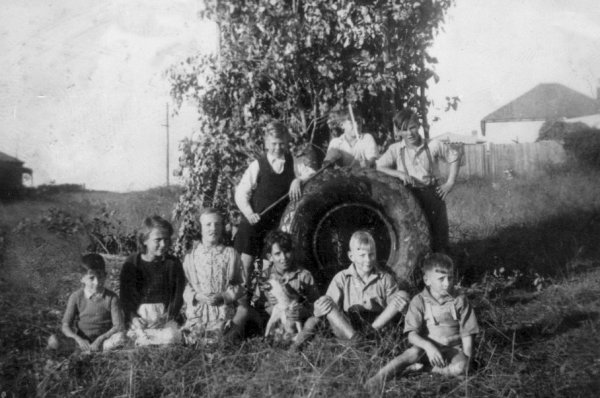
[200,212,222,245]
[396,121,421,145]
[341,118,359,140]
[144,228,171,259]
[348,243,376,275]
[268,243,293,274]
[81,271,106,294]
[265,135,288,158]
[424,268,454,298]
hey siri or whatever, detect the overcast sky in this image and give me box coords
[1,0,599,191]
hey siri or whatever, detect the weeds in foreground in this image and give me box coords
[2,170,600,397]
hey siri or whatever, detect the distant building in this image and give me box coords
[481,83,600,143]
[0,151,32,197]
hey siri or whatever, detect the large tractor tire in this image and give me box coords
[279,167,431,293]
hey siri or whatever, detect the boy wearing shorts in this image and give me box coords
[367,253,479,387]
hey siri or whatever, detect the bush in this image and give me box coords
[563,128,600,168]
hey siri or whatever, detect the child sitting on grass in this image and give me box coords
[181,208,248,344]
[48,253,125,353]
[313,230,410,341]
[119,216,186,346]
[367,253,479,388]
[251,230,320,342]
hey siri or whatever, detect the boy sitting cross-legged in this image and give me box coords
[48,253,125,353]
[366,253,479,388]
[313,230,410,341]
[251,230,320,342]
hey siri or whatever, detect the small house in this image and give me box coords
[0,151,32,197]
[481,83,600,143]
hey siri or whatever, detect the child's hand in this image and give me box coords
[425,346,446,368]
[247,213,261,225]
[289,179,302,202]
[207,293,225,306]
[313,296,334,317]
[76,337,92,351]
[131,317,147,330]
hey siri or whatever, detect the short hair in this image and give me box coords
[393,109,420,131]
[264,121,290,141]
[137,215,173,252]
[422,253,455,275]
[81,253,106,276]
[264,229,293,254]
[349,230,376,252]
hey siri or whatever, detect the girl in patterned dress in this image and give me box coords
[181,208,248,344]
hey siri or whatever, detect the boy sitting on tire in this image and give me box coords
[323,106,378,169]
[312,230,410,341]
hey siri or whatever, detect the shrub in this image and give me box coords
[563,128,600,168]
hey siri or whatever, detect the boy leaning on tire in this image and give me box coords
[376,109,463,253]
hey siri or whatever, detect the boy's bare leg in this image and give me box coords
[326,308,357,340]
[431,348,468,376]
[290,316,320,349]
[240,253,255,290]
[366,346,424,387]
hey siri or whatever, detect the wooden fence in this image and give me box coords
[439,141,566,179]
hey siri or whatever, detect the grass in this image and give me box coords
[1,170,600,397]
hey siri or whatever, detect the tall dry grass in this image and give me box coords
[2,169,600,397]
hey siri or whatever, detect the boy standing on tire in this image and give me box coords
[234,121,314,289]
[323,106,379,169]
[376,110,462,253]
[312,230,410,341]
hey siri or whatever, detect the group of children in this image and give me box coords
[51,108,477,387]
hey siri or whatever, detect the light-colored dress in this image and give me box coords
[182,242,243,338]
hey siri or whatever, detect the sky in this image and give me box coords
[1,0,599,191]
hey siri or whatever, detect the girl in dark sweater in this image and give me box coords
[119,215,185,345]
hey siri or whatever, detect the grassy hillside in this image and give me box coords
[1,171,600,397]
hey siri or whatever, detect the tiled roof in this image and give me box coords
[482,83,599,122]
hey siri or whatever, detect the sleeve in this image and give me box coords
[182,250,196,290]
[383,273,399,306]
[375,145,397,169]
[110,294,125,331]
[62,291,78,327]
[234,160,260,216]
[166,258,186,322]
[456,295,480,337]
[403,296,425,334]
[362,134,379,161]
[323,138,341,163]
[296,162,316,181]
[325,272,344,310]
[119,258,141,323]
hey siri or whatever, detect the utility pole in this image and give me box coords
[163,103,170,187]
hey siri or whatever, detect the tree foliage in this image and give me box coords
[168,0,454,253]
